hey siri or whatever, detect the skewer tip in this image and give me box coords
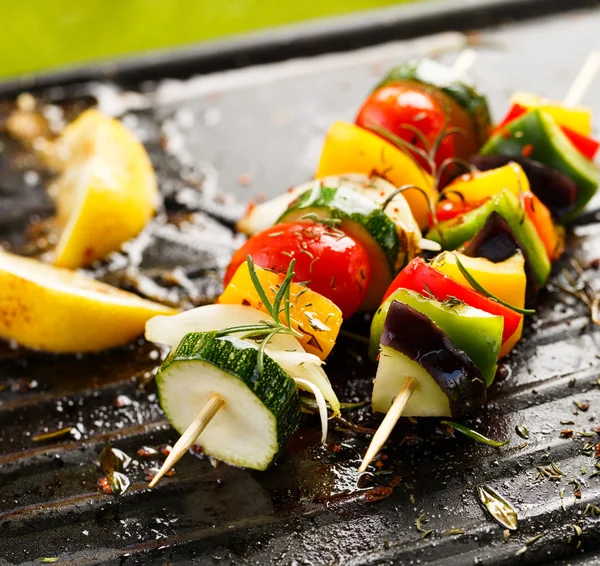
[358,377,416,474]
[147,393,224,488]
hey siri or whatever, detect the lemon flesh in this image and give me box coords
[0,250,176,353]
[49,109,158,268]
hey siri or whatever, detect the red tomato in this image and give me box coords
[224,222,371,318]
[356,80,480,177]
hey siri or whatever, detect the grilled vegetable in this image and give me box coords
[236,174,423,255]
[372,301,486,417]
[370,58,492,150]
[357,61,490,176]
[383,257,521,346]
[157,331,301,470]
[507,92,592,135]
[224,221,371,318]
[496,92,598,159]
[370,288,502,385]
[481,109,598,221]
[427,189,551,290]
[470,154,578,220]
[315,122,435,228]
[278,179,418,309]
[439,163,564,260]
[146,303,340,416]
[431,252,526,357]
[219,261,342,359]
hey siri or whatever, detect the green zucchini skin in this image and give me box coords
[481,109,598,222]
[375,59,492,147]
[279,183,401,271]
[158,331,301,469]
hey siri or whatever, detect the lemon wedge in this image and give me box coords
[0,250,176,353]
[48,109,158,268]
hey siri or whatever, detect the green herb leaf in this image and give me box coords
[247,255,273,314]
[441,420,509,447]
[455,256,535,315]
[476,485,518,530]
[273,259,296,318]
[39,559,59,564]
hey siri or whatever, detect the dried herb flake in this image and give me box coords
[477,485,518,531]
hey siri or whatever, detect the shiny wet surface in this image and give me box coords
[1,7,600,565]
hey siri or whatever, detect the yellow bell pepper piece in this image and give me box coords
[431,251,526,358]
[315,121,435,230]
[442,163,563,261]
[443,162,530,204]
[218,262,342,360]
[511,92,592,137]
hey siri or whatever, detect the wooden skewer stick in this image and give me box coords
[358,377,416,473]
[564,51,600,107]
[452,49,478,78]
[148,393,225,488]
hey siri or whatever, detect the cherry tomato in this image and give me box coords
[356,80,480,180]
[224,222,371,318]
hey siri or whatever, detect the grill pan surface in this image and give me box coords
[1,3,600,565]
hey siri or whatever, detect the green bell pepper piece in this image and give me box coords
[481,108,598,222]
[427,189,551,289]
[370,288,502,386]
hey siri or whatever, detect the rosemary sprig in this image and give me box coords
[455,256,536,315]
[216,255,302,372]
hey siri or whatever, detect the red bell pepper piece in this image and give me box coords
[496,104,599,160]
[383,258,520,344]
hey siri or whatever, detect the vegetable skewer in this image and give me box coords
[141,52,600,483]
[358,52,600,473]
[146,257,341,487]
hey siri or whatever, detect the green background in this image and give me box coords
[1,0,415,80]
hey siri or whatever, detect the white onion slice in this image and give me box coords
[293,377,328,444]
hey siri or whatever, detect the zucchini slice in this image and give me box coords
[146,303,340,416]
[157,331,300,470]
[372,301,486,418]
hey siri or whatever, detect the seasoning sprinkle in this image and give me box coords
[442,528,465,536]
[515,533,543,555]
[516,424,529,439]
[32,426,73,442]
[415,513,432,538]
[476,485,518,530]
